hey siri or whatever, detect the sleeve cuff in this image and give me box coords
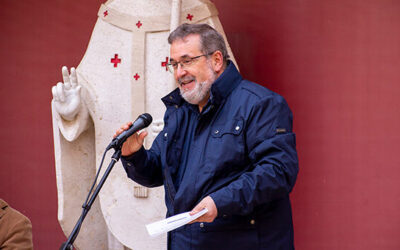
[121,146,147,171]
[209,188,234,217]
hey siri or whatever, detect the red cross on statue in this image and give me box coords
[111,54,121,67]
[161,57,169,71]
[136,21,142,28]
[134,73,140,80]
[103,10,108,17]
[186,14,194,21]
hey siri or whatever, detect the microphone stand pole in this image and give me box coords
[60,148,122,250]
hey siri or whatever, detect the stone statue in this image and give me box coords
[51,0,236,249]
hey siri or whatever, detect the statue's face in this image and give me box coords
[170,34,216,107]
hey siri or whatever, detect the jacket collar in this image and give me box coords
[162,61,242,107]
[161,88,185,107]
[209,61,242,106]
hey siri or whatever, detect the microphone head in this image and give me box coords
[139,113,153,126]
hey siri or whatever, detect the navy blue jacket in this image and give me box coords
[121,62,299,250]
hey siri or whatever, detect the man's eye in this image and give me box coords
[182,59,192,65]
[171,63,178,68]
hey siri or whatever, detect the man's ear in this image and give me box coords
[211,51,224,74]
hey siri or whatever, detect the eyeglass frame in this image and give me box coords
[166,52,215,73]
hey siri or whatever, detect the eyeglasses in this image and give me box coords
[167,52,213,73]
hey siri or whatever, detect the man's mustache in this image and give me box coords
[178,76,196,85]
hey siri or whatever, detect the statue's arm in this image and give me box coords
[51,66,90,141]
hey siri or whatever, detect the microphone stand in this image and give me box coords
[60,147,122,250]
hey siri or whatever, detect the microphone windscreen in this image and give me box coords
[140,113,153,126]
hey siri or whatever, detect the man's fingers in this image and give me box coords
[56,82,65,102]
[62,66,71,89]
[189,212,208,224]
[70,67,78,88]
[114,122,134,137]
[138,131,148,142]
[121,122,132,130]
[190,198,208,215]
[122,122,132,130]
[190,205,202,215]
[190,216,203,224]
[188,196,217,224]
[115,127,127,136]
[114,128,122,137]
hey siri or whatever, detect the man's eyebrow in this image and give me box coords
[170,54,191,62]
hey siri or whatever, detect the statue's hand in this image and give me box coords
[52,66,82,121]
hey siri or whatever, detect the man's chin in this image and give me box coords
[179,79,212,105]
[181,92,201,105]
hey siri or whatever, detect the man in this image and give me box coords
[0,199,33,249]
[116,23,298,249]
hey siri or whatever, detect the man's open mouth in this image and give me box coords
[179,77,195,86]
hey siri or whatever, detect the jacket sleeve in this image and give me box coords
[120,133,164,188]
[1,207,33,250]
[209,95,299,216]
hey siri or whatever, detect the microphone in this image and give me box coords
[107,113,153,150]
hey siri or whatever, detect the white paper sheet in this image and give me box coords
[146,208,208,237]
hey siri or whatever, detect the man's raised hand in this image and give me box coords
[114,122,148,156]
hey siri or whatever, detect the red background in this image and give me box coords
[1,0,399,249]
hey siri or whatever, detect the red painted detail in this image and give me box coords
[136,21,142,28]
[103,10,108,17]
[186,14,194,21]
[134,73,140,80]
[111,54,121,67]
[161,57,169,71]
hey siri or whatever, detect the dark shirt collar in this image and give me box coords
[162,61,242,107]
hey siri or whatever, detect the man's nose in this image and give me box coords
[175,64,187,78]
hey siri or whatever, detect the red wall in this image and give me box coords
[1,0,399,249]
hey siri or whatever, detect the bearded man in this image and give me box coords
[115,23,299,250]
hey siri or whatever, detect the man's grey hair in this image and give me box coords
[168,23,230,63]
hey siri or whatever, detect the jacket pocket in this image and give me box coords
[204,118,246,175]
[199,214,256,232]
[210,118,244,138]
[195,215,258,250]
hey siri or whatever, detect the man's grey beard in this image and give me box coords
[180,79,213,105]
[179,66,217,105]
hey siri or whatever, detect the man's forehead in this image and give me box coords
[174,33,200,43]
[170,34,202,60]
